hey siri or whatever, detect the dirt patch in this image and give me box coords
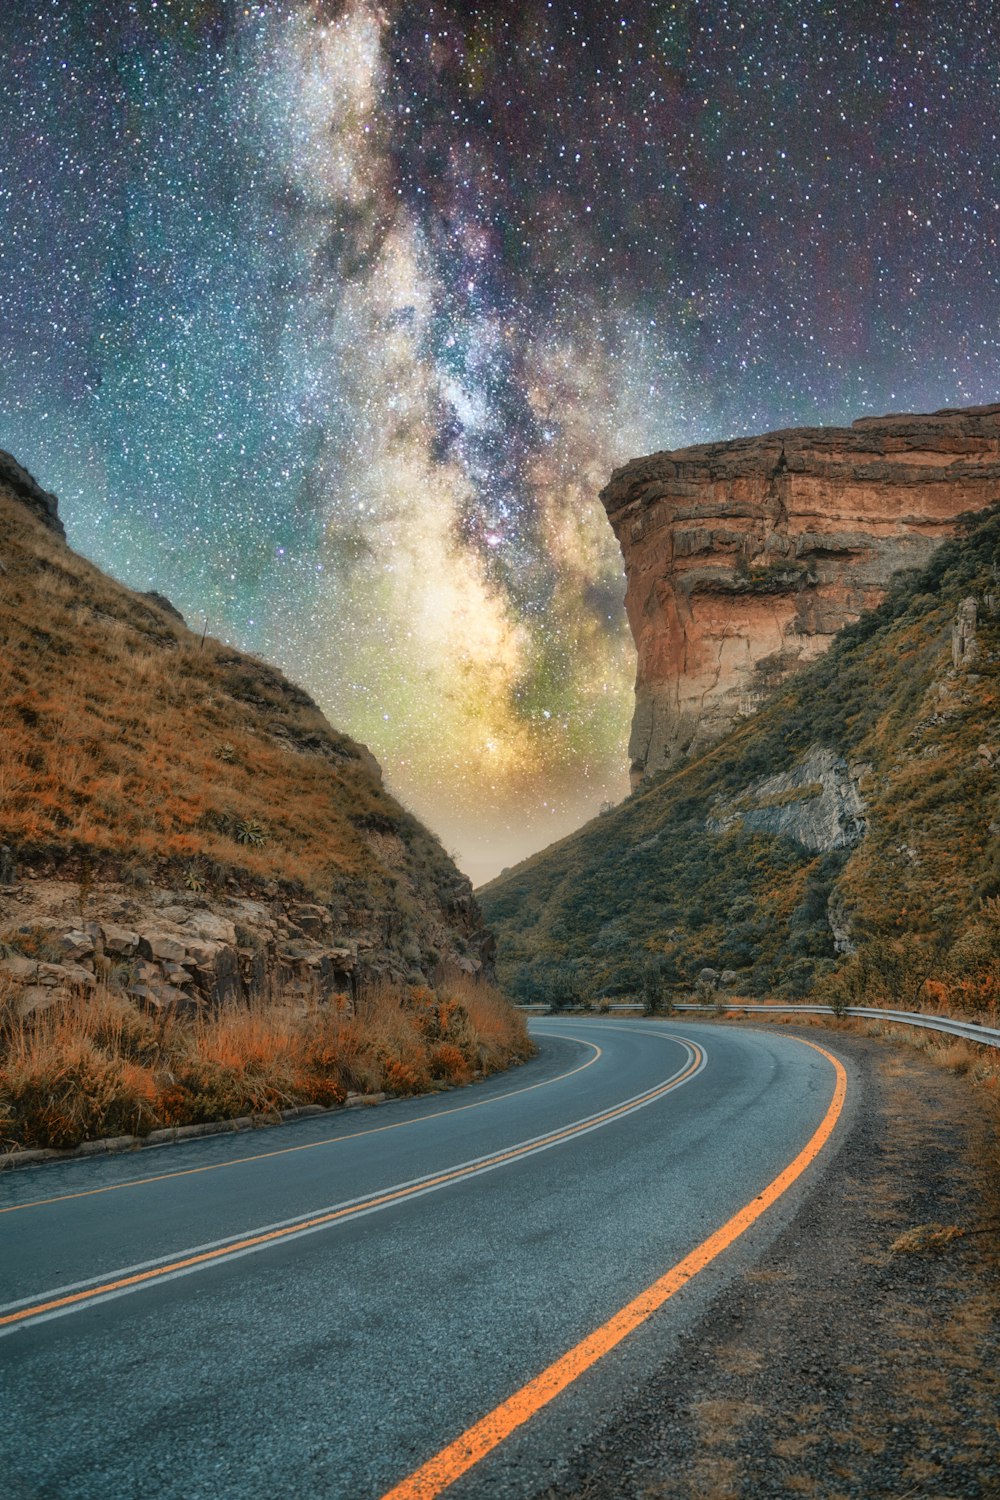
[537,1030,1000,1500]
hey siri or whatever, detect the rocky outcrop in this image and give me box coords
[0,460,497,1006]
[601,403,1000,786]
[707,746,869,853]
[0,883,366,1017]
[0,450,63,537]
[952,597,979,669]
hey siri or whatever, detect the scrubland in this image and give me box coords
[0,974,532,1152]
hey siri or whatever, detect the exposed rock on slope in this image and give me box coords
[602,404,1000,788]
[0,470,493,1015]
[0,449,63,537]
[480,508,1000,1009]
[707,746,869,853]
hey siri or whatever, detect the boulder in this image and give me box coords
[184,938,224,970]
[142,590,185,624]
[60,930,95,962]
[185,911,238,946]
[289,903,329,937]
[38,962,95,991]
[131,981,195,1012]
[1,954,38,982]
[279,939,318,962]
[102,924,140,958]
[157,904,193,924]
[137,932,188,965]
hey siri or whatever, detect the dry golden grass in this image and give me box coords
[0,974,533,1151]
[890,1222,967,1255]
[0,494,452,898]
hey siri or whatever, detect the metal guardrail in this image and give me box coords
[521,1001,1000,1050]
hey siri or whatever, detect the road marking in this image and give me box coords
[0,1039,705,1333]
[379,1036,848,1500]
[0,1031,604,1216]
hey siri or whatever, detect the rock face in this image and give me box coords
[707,745,869,853]
[0,882,366,1018]
[601,403,1000,787]
[0,450,63,537]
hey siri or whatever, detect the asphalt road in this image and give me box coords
[0,1019,848,1500]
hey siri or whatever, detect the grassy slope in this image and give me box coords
[0,489,481,967]
[480,508,1000,1014]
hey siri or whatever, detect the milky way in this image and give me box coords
[2,2,999,882]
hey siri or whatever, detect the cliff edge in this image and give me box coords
[601,403,1000,786]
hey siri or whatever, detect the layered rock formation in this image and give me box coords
[706,745,870,854]
[601,404,1000,787]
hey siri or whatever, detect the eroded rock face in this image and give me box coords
[0,450,63,537]
[707,745,870,854]
[601,404,1000,786]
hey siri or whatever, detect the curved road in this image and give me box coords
[0,1020,848,1499]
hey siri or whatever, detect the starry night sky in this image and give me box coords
[2,1,999,882]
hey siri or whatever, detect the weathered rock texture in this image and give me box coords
[601,403,1000,786]
[707,745,870,854]
[0,881,367,1019]
[0,449,63,537]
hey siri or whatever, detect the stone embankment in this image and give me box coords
[0,877,369,1016]
[601,403,1000,787]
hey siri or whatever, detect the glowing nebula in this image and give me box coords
[2,1,999,880]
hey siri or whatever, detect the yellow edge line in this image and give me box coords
[0,1046,703,1328]
[0,1033,604,1216]
[378,1036,848,1500]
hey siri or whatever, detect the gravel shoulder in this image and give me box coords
[536,1026,1000,1500]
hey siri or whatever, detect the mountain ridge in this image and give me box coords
[480,505,1000,1017]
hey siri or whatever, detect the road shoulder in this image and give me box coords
[538,1029,1000,1500]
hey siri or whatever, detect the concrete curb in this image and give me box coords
[0,1093,388,1173]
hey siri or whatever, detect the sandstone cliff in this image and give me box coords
[601,404,1000,787]
[480,506,1000,1010]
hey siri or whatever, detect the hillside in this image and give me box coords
[0,462,496,1009]
[480,507,1000,1016]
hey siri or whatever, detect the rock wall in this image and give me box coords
[601,404,1000,787]
[0,870,491,1021]
[0,450,63,536]
[707,745,870,854]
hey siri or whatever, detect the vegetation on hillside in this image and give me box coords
[0,492,483,969]
[481,507,1000,1017]
[0,973,532,1151]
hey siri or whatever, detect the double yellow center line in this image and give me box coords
[0,1038,704,1333]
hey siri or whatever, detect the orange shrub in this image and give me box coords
[0,975,532,1148]
[429,1043,472,1085]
